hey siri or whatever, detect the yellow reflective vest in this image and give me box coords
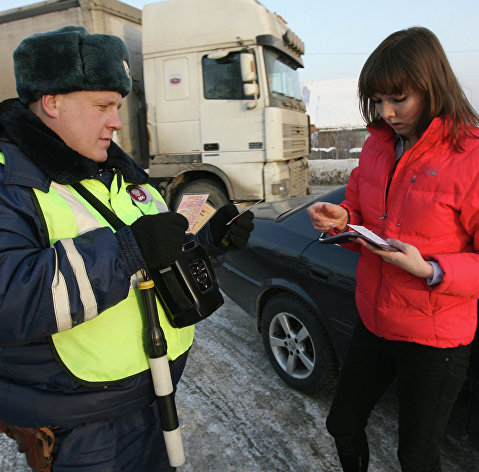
[33,173,194,384]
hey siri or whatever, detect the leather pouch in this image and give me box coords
[150,243,224,328]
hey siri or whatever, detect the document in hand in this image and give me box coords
[226,198,264,226]
[319,224,399,251]
[176,194,217,234]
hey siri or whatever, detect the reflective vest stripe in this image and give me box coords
[51,250,72,332]
[141,186,168,213]
[59,238,98,322]
[52,182,105,235]
[51,182,101,323]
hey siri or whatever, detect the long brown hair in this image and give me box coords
[358,27,479,151]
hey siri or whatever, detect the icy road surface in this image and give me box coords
[1,294,478,471]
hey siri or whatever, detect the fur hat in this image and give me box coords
[14,25,132,104]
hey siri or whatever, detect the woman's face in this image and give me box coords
[372,88,425,145]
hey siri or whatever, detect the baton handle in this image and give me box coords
[138,279,185,467]
[139,279,167,358]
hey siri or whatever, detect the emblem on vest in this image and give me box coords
[127,185,150,204]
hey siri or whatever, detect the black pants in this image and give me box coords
[326,320,470,472]
[51,351,189,471]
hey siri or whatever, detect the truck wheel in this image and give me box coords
[261,294,336,394]
[174,180,230,210]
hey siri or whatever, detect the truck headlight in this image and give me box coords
[271,179,289,196]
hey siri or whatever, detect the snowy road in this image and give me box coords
[1,294,478,471]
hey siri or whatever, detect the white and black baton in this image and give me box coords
[138,278,185,467]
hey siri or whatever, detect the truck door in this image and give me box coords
[200,51,264,201]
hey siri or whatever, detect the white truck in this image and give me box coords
[0,0,310,207]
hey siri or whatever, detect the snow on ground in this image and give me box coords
[1,293,477,471]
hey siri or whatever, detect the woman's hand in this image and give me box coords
[356,238,434,279]
[307,202,349,232]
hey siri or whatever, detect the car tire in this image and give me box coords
[174,180,230,210]
[261,294,336,394]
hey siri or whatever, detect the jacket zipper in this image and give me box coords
[373,174,416,335]
[374,159,397,334]
[394,175,416,237]
[380,151,401,222]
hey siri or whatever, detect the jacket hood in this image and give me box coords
[0,99,147,185]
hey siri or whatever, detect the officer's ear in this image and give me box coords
[39,94,61,119]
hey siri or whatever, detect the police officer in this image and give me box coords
[0,25,253,471]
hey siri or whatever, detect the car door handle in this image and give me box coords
[310,266,331,281]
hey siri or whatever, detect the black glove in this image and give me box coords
[209,203,254,251]
[130,212,188,269]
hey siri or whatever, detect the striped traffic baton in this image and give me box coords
[138,278,185,467]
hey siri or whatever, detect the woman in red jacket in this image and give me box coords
[308,27,479,472]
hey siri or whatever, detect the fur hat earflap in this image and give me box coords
[14,25,132,104]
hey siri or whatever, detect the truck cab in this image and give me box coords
[143,0,310,208]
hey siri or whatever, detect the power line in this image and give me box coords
[306,49,479,56]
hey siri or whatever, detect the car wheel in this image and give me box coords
[174,180,230,210]
[261,294,336,394]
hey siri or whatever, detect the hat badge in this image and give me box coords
[123,60,131,79]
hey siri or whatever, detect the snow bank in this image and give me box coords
[308,158,358,184]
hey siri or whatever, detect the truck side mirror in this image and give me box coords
[240,53,256,82]
[243,83,259,97]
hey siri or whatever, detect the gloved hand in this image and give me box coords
[130,212,188,269]
[209,203,254,251]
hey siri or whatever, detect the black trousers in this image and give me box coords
[326,320,470,472]
[51,351,189,471]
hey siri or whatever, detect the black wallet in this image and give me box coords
[319,230,399,251]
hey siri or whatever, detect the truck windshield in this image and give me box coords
[263,48,303,104]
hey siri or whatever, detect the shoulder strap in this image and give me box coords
[71,183,125,231]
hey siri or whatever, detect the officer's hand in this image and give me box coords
[130,212,188,269]
[209,203,254,251]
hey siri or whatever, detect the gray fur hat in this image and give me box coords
[14,25,132,104]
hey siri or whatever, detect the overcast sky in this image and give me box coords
[5,0,479,84]
[3,0,479,123]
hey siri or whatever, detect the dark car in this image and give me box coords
[212,186,479,441]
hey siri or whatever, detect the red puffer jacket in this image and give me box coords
[343,117,479,347]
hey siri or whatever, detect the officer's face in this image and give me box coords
[47,90,123,162]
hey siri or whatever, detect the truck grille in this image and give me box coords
[289,158,309,197]
[283,124,308,159]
